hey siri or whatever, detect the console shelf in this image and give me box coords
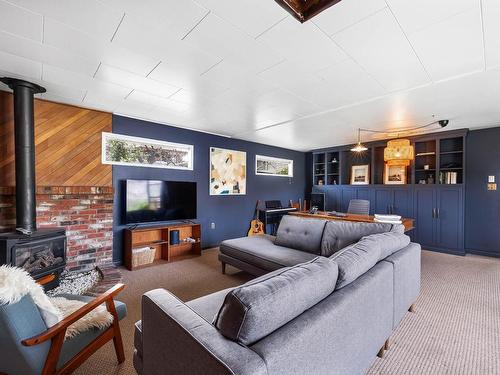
[123,223,201,270]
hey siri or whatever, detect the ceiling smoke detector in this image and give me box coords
[274,0,343,23]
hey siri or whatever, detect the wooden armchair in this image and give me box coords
[0,283,126,375]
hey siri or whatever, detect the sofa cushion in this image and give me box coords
[331,232,410,289]
[321,221,402,257]
[213,257,338,346]
[186,287,235,322]
[274,215,327,255]
[220,235,318,271]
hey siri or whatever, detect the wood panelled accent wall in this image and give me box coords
[0,91,112,187]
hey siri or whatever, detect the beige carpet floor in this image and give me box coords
[75,249,500,375]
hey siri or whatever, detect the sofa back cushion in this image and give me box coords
[274,215,327,255]
[331,232,410,289]
[213,257,338,346]
[321,221,404,257]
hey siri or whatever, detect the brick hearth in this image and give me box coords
[0,186,113,272]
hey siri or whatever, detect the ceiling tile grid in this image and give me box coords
[0,0,498,151]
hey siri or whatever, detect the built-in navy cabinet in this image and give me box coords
[313,184,464,254]
[309,129,468,255]
[413,185,464,254]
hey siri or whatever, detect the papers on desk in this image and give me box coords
[374,214,402,224]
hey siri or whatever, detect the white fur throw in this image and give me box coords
[0,265,113,339]
[0,265,62,326]
[50,297,113,339]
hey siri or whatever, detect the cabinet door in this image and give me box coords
[393,188,413,218]
[373,188,393,215]
[436,187,463,252]
[414,188,436,247]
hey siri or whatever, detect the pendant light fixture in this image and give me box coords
[350,128,368,152]
[384,138,414,166]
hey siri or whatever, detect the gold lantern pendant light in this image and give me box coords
[384,138,414,166]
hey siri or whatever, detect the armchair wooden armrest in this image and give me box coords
[22,283,126,375]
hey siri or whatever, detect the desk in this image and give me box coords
[289,211,414,232]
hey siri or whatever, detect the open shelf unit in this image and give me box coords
[123,223,201,270]
[311,129,467,186]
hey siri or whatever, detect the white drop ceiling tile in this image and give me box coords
[257,17,348,71]
[254,107,299,130]
[284,59,387,109]
[0,51,41,80]
[0,1,43,41]
[184,13,271,64]
[126,90,190,113]
[95,64,179,98]
[8,0,123,40]
[386,0,476,34]
[112,15,221,74]
[255,89,321,117]
[313,0,387,36]
[42,64,132,98]
[38,92,86,108]
[114,101,156,120]
[408,7,483,82]
[482,0,500,68]
[38,81,86,101]
[100,0,208,39]
[223,40,284,74]
[258,60,320,95]
[83,91,124,112]
[194,0,286,38]
[44,18,159,76]
[332,8,430,91]
[201,60,277,96]
[149,66,229,101]
[0,30,100,76]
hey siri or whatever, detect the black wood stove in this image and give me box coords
[0,77,66,290]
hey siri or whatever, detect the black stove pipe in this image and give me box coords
[0,77,46,232]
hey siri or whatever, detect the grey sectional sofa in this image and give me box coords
[219,215,405,276]
[133,216,421,375]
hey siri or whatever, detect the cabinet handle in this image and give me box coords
[436,208,440,219]
[432,208,435,218]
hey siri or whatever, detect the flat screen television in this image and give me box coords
[125,180,197,224]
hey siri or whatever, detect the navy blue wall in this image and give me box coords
[465,127,500,257]
[112,115,307,264]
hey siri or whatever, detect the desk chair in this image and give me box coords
[347,199,370,215]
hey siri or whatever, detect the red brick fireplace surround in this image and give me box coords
[0,186,113,272]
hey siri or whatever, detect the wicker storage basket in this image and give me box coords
[131,246,155,268]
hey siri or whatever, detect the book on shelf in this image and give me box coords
[440,171,458,184]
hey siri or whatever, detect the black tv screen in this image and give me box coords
[125,180,197,224]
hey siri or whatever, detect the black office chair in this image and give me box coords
[347,199,370,215]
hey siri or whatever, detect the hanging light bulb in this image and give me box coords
[350,128,368,152]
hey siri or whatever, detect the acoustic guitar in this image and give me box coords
[248,200,265,236]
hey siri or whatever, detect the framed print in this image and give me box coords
[350,164,370,185]
[255,155,293,177]
[384,164,407,185]
[102,132,193,170]
[210,147,246,195]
